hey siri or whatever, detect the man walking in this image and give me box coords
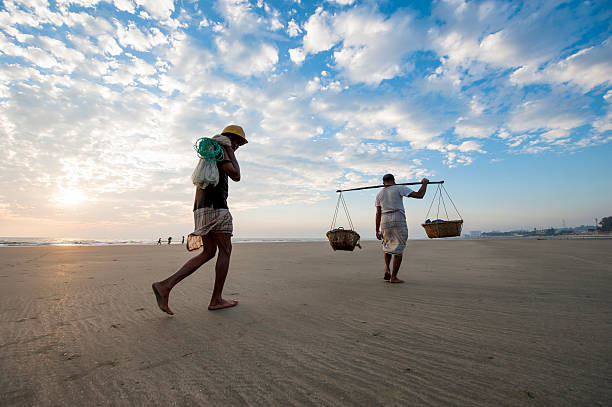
[152,125,247,314]
[375,174,429,283]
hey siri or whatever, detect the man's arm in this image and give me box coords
[408,178,429,199]
[220,146,240,182]
[375,206,382,240]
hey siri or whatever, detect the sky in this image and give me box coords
[0,0,611,241]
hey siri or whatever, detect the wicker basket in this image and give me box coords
[326,228,361,251]
[421,220,463,239]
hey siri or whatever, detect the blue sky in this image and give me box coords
[0,0,611,240]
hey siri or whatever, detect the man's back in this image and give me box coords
[375,185,414,214]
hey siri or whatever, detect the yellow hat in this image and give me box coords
[221,124,247,144]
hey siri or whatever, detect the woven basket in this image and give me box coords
[326,229,361,251]
[421,220,463,239]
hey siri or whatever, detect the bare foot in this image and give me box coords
[388,278,404,284]
[383,271,391,281]
[208,299,238,311]
[152,282,174,315]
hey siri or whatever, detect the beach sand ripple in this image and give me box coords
[1,240,611,406]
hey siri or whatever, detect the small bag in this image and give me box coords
[191,158,219,189]
[191,135,232,189]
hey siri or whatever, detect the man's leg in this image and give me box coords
[152,234,217,315]
[383,252,392,280]
[208,232,238,310]
[390,255,404,283]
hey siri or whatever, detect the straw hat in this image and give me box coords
[221,124,247,144]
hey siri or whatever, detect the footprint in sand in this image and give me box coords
[61,352,81,360]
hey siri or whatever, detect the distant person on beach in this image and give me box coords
[375,174,429,283]
[152,125,247,314]
[167,237,172,245]
[157,238,162,245]
[182,236,185,244]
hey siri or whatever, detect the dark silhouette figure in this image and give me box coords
[152,125,247,314]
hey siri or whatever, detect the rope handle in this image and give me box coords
[330,192,355,231]
[425,184,462,221]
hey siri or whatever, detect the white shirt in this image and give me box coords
[375,185,414,215]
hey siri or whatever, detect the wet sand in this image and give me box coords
[1,240,611,406]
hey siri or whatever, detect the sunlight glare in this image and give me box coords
[53,189,88,206]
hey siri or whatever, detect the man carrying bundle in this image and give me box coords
[375,174,429,283]
[152,125,247,314]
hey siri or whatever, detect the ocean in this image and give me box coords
[0,237,329,247]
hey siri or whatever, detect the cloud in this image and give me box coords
[293,5,421,85]
[288,47,305,65]
[115,21,168,52]
[511,36,612,92]
[113,0,136,13]
[287,19,301,37]
[210,0,281,76]
[328,0,355,5]
[301,7,340,55]
[134,0,175,21]
[215,38,278,76]
[0,32,59,69]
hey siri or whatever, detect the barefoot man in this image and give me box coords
[375,174,429,283]
[152,125,247,314]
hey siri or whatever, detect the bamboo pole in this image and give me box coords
[336,181,444,193]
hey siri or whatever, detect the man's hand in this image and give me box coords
[376,230,382,240]
[421,178,430,184]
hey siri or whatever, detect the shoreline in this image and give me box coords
[2,234,612,248]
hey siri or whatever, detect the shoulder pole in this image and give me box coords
[336,181,444,193]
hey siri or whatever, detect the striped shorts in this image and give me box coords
[186,207,233,251]
[380,211,408,255]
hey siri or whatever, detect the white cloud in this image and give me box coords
[332,8,418,85]
[593,90,612,133]
[103,55,157,86]
[134,0,174,21]
[39,36,86,71]
[198,17,210,28]
[97,35,123,56]
[508,97,586,135]
[287,19,301,37]
[115,21,167,52]
[454,122,496,139]
[215,38,278,76]
[210,0,283,76]
[457,140,484,153]
[511,37,612,92]
[293,6,420,85]
[113,0,136,13]
[301,7,340,54]
[289,47,305,65]
[0,31,59,68]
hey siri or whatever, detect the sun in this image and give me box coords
[53,189,88,206]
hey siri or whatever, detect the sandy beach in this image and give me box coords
[1,239,611,406]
